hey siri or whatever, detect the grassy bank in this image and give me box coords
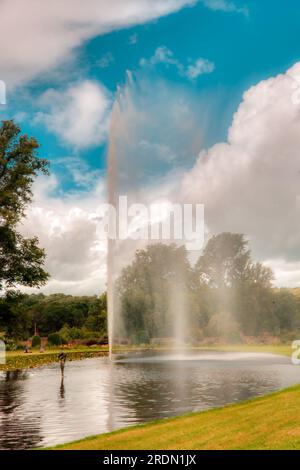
[53,383,300,450]
[198,343,293,357]
[0,342,293,372]
[0,347,109,371]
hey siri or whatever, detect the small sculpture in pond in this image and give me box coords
[58,352,67,377]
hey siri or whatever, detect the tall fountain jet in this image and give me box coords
[106,73,199,359]
[107,95,120,360]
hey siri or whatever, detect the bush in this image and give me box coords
[58,325,84,342]
[4,339,18,351]
[32,335,41,348]
[48,332,62,346]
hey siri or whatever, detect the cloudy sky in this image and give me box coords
[1,0,300,294]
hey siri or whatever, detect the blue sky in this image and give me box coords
[3,0,300,195]
[2,0,300,293]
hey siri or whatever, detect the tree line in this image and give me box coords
[0,292,107,342]
[1,120,300,346]
[116,236,300,344]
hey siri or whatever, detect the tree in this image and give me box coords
[195,233,252,289]
[0,121,49,337]
[195,233,274,335]
[8,293,108,339]
[116,243,192,342]
[0,120,49,292]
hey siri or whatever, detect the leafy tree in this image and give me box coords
[0,291,32,338]
[116,243,192,341]
[195,233,274,335]
[0,120,49,292]
[195,233,252,289]
[4,293,108,339]
[84,293,107,332]
[273,289,300,334]
[48,332,62,346]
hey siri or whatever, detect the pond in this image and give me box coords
[0,351,299,449]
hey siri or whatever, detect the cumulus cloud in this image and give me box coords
[18,70,212,295]
[21,63,300,293]
[181,62,300,284]
[140,46,215,81]
[0,0,196,87]
[35,80,111,149]
[264,259,300,288]
[19,175,108,295]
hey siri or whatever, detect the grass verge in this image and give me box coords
[52,383,300,450]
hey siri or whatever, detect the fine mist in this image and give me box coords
[106,73,203,358]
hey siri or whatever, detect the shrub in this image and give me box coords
[32,335,41,348]
[4,339,17,351]
[48,332,62,346]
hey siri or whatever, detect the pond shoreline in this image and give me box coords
[0,348,109,372]
[0,343,292,372]
[51,383,300,450]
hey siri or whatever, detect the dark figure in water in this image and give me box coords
[58,352,67,377]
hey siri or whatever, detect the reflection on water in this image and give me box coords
[0,352,299,449]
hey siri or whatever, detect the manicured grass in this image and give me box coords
[0,347,109,371]
[198,343,293,357]
[53,384,300,450]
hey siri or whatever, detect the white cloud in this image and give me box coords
[202,0,248,15]
[181,62,300,282]
[0,0,196,87]
[185,58,215,80]
[264,259,300,288]
[22,62,300,293]
[141,46,178,66]
[140,46,215,81]
[55,156,103,190]
[19,175,108,295]
[35,80,111,149]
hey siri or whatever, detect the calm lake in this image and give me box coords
[0,351,299,449]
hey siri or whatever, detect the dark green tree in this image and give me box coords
[195,233,274,335]
[0,121,49,336]
[116,243,192,342]
[195,233,252,289]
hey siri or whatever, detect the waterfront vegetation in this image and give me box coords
[53,383,300,450]
[0,343,293,372]
[0,346,109,371]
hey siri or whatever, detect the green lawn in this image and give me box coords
[198,343,293,357]
[53,383,300,450]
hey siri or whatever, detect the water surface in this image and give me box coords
[0,351,299,449]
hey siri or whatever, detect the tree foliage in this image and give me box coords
[0,293,107,339]
[116,235,300,343]
[0,120,49,292]
[116,243,191,341]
